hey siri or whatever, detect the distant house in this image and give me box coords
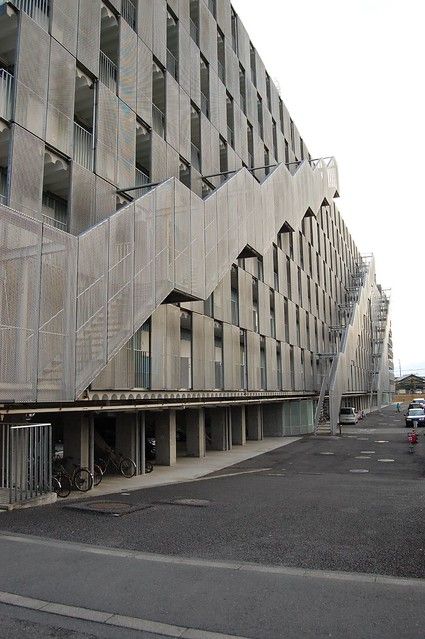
[395,374,425,394]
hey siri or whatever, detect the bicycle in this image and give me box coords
[53,458,93,492]
[52,472,72,498]
[97,451,137,478]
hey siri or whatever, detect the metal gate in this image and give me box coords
[0,422,52,505]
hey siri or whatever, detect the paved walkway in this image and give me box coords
[81,436,299,500]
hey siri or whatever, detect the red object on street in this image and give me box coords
[408,432,418,445]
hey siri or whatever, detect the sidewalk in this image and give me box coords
[78,436,299,500]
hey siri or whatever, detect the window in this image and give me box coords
[279,98,284,134]
[295,305,300,345]
[252,278,259,332]
[250,42,257,87]
[217,28,225,82]
[272,119,278,161]
[240,330,248,389]
[219,136,228,179]
[257,93,263,139]
[204,293,214,317]
[270,289,276,338]
[265,72,271,111]
[226,92,235,148]
[191,103,201,171]
[202,179,214,199]
[231,265,239,325]
[255,336,266,392]
[277,343,283,389]
[257,257,264,282]
[284,298,289,342]
[239,64,246,114]
[200,55,209,118]
[180,311,192,389]
[214,321,224,389]
[190,0,199,45]
[264,146,270,176]
[284,139,289,164]
[273,244,279,290]
[286,257,292,298]
[152,60,166,138]
[166,8,179,80]
[289,345,295,389]
[179,158,190,188]
[133,320,151,388]
[247,122,254,168]
[290,117,295,152]
[231,7,238,53]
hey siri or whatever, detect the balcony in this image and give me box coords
[122,0,136,31]
[214,361,223,389]
[0,69,13,122]
[191,143,201,172]
[8,0,49,30]
[166,49,178,81]
[218,60,225,83]
[73,122,94,171]
[42,192,68,232]
[227,126,234,148]
[152,103,166,138]
[99,50,117,93]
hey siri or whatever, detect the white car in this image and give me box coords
[339,407,358,425]
[405,408,425,428]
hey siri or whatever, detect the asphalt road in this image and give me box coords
[0,403,424,638]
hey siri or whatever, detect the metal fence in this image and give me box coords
[74,122,94,171]
[0,68,13,121]
[121,0,136,31]
[0,422,52,505]
[99,50,117,93]
[152,104,166,138]
[10,0,49,30]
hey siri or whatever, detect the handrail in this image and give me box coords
[99,50,117,92]
[0,68,13,121]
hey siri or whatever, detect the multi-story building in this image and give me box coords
[0,0,393,505]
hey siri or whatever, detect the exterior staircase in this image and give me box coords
[0,157,339,403]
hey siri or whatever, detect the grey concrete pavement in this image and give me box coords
[0,532,425,639]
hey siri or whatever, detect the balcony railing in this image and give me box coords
[0,69,13,122]
[201,91,209,118]
[191,143,201,172]
[99,50,117,93]
[42,193,68,232]
[8,0,49,30]
[122,0,136,31]
[134,167,150,198]
[166,49,178,81]
[134,350,150,388]
[152,103,166,138]
[73,122,94,171]
[190,18,199,44]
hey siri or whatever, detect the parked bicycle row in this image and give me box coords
[52,451,152,498]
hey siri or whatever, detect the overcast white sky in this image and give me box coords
[232,0,425,377]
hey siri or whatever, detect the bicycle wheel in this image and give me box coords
[53,473,71,498]
[97,458,107,475]
[145,461,153,474]
[73,468,93,492]
[119,457,136,478]
[93,464,103,487]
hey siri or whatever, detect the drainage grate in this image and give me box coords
[65,501,152,516]
[155,498,211,507]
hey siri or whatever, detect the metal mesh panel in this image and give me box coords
[190,191,205,300]
[9,125,44,219]
[70,163,96,234]
[75,221,108,396]
[95,83,118,184]
[51,0,78,54]
[166,75,179,151]
[37,225,77,401]
[46,39,75,156]
[117,101,136,188]
[76,0,101,76]
[204,194,217,297]
[151,132,167,182]
[133,191,155,330]
[94,176,116,224]
[136,40,153,126]
[0,204,42,402]
[216,182,229,281]
[119,19,137,111]
[107,204,134,359]
[14,14,49,138]
[179,88,191,161]
[137,0,153,48]
[152,0,167,66]
[154,179,175,303]
[174,180,191,294]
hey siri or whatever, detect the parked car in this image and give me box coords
[405,407,425,427]
[411,398,425,407]
[339,407,358,425]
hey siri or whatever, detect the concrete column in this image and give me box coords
[155,410,176,466]
[246,405,263,441]
[186,408,206,458]
[231,405,246,445]
[209,407,231,451]
[63,413,93,469]
[115,412,140,473]
[263,403,285,437]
